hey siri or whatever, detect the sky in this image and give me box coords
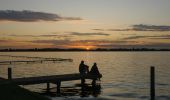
[0,0,170,49]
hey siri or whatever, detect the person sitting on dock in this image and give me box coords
[79,60,89,76]
[89,63,102,81]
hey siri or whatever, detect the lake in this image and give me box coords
[0,52,170,100]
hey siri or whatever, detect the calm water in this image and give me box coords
[0,52,170,100]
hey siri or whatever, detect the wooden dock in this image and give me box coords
[6,68,102,93]
[11,73,101,85]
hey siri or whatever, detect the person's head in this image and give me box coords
[81,60,84,64]
[94,62,97,66]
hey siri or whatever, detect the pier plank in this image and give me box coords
[11,73,102,85]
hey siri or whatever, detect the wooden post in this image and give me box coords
[8,67,12,79]
[92,78,97,87]
[150,66,155,100]
[56,81,61,93]
[47,82,50,92]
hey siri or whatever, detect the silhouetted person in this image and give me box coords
[89,63,101,86]
[79,61,89,84]
[90,63,100,76]
[79,61,89,75]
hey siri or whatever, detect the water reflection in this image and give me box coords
[40,83,101,98]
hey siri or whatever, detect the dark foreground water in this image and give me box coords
[0,52,170,100]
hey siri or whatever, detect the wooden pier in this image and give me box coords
[7,68,102,93]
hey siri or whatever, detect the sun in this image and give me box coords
[86,47,90,50]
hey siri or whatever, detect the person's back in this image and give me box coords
[90,63,100,76]
[89,63,101,85]
[79,61,89,84]
[79,61,85,74]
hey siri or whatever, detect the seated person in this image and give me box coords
[89,63,101,77]
[79,60,89,75]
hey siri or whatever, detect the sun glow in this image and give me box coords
[86,47,90,50]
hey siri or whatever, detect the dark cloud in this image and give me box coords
[32,39,170,49]
[123,36,148,40]
[8,34,72,39]
[31,39,110,45]
[107,29,131,31]
[0,10,82,22]
[123,35,170,40]
[32,39,71,45]
[121,33,137,36]
[7,32,109,38]
[30,39,132,48]
[1,38,170,49]
[94,43,170,49]
[9,34,35,37]
[92,29,105,31]
[93,24,170,32]
[132,24,170,31]
[0,39,8,42]
[92,28,131,31]
[69,32,110,36]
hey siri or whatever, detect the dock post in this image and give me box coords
[150,66,155,100]
[8,67,12,80]
[47,82,50,92]
[92,79,96,87]
[56,81,61,93]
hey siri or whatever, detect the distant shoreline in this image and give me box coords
[0,48,170,52]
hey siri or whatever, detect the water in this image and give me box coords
[0,52,170,100]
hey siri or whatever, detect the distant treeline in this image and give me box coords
[0,48,170,52]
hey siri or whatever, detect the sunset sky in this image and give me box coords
[0,0,170,49]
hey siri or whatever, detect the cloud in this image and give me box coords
[94,43,170,49]
[1,38,170,49]
[123,35,170,40]
[32,39,71,45]
[8,32,109,38]
[31,39,110,45]
[107,29,131,31]
[123,36,148,40]
[93,24,170,32]
[0,10,82,22]
[30,39,132,48]
[8,34,73,39]
[132,24,170,31]
[92,29,105,31]
[69,32,110,36]
[0,39,8,42]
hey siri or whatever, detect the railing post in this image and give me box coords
[150,66,155,100]
[8,67,12,80]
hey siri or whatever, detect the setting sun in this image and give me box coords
[86,47,90,50]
